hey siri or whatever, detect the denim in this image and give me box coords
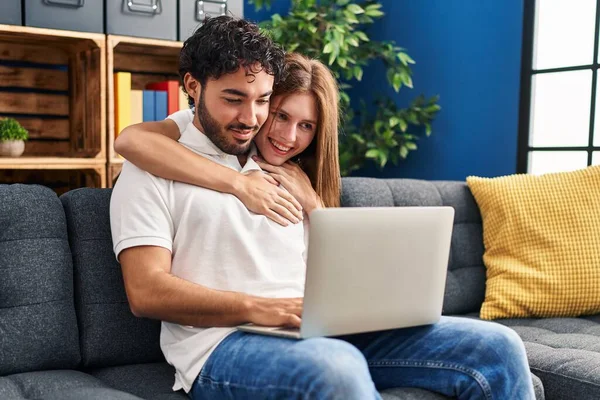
[190,316,536,400]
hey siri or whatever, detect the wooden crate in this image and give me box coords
[107,162,122,188]
[107,35,182,176]
[0,24,106,160]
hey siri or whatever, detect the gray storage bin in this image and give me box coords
[24,0,103,33]
[106,0,177,41]
[0,1,22,25]
[179,0,243,41]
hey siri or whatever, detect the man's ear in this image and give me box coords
[183,73,201,105]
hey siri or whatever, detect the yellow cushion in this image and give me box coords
[466,165,600,320]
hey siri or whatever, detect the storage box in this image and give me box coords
[24,0,104,33]
[0,26,105,159]
[0,1,22,25]
[178,0,244,41]
[106,0,177,41]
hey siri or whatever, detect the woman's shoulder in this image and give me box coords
[167,108,194,132]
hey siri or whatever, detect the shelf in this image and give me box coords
[0,157,105,169]
[109,158,125,165]
[0,24,105,44]
[107,34,183,50]
[0,157,107,191]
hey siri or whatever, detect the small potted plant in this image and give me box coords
[0,118,29,157]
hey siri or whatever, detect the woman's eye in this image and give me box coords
[301,123,314,131]
[275,112,288,121]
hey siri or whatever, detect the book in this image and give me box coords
[179,87,190,111]
[130,90,143,125]
[113,72,131,138]
[155,91,168,121]
[142,90,155,122]
[146,80,179,115]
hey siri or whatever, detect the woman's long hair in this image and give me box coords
[271,53,341,207]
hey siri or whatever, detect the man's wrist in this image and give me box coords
[238,292,255,323]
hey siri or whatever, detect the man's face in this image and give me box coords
[187,66,274,155]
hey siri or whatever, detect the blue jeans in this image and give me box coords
[190,316,536,400]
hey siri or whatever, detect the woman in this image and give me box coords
[115,53,340,226]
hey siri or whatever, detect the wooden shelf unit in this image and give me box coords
[0,27,184,191]
[0,24,107,191]
[106,35,183,187]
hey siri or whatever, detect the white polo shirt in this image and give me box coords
[110,119,307,392]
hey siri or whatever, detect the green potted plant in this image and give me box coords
[251,0,441,176]
[0,117,29,157]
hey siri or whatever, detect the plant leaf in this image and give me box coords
[392,73,402,92]
[353,66,363,80]
[346,4,364,14]
[365,9,384,17]
[328,52,336,65]
[398,52,416,65]
[399,119,408,132]
[347,37,359,47]
[399,146,409,159]
[355,31,369,41]
[365,149,379,158]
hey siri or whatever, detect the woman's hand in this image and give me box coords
[252,156,323,214]
[234,171,304,226]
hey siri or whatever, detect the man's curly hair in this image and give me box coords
[179,16,285,107]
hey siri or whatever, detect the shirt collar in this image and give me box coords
[178,121,261,173]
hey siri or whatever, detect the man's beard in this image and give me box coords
[197,88,257,155]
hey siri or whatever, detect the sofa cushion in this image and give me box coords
[88,362,187,400]
[60,188,163,368]
[341,178,486,315]
[40,387,142,400]
[0,370,137,399]
[462,313,600,399]
[86,362,543,400]
[0,184,80,376]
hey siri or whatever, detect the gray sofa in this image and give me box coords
[1,177,597,399]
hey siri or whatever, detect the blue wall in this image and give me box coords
[244,0,525,181]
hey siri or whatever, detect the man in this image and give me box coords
[110,16,536,399]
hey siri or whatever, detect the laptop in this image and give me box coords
[237,206,454,339]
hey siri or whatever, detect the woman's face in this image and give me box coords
[253,92,318,166]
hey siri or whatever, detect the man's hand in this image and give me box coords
[244,296,303,328]
[234,171,304,226]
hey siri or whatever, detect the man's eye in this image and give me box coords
[225,98,241,104]
[257,99,270,105]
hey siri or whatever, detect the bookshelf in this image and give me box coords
[0,24,106,190]
[0,26,184,191]
[106,35,183,187]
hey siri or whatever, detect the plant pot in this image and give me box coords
[0,140,25,157]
